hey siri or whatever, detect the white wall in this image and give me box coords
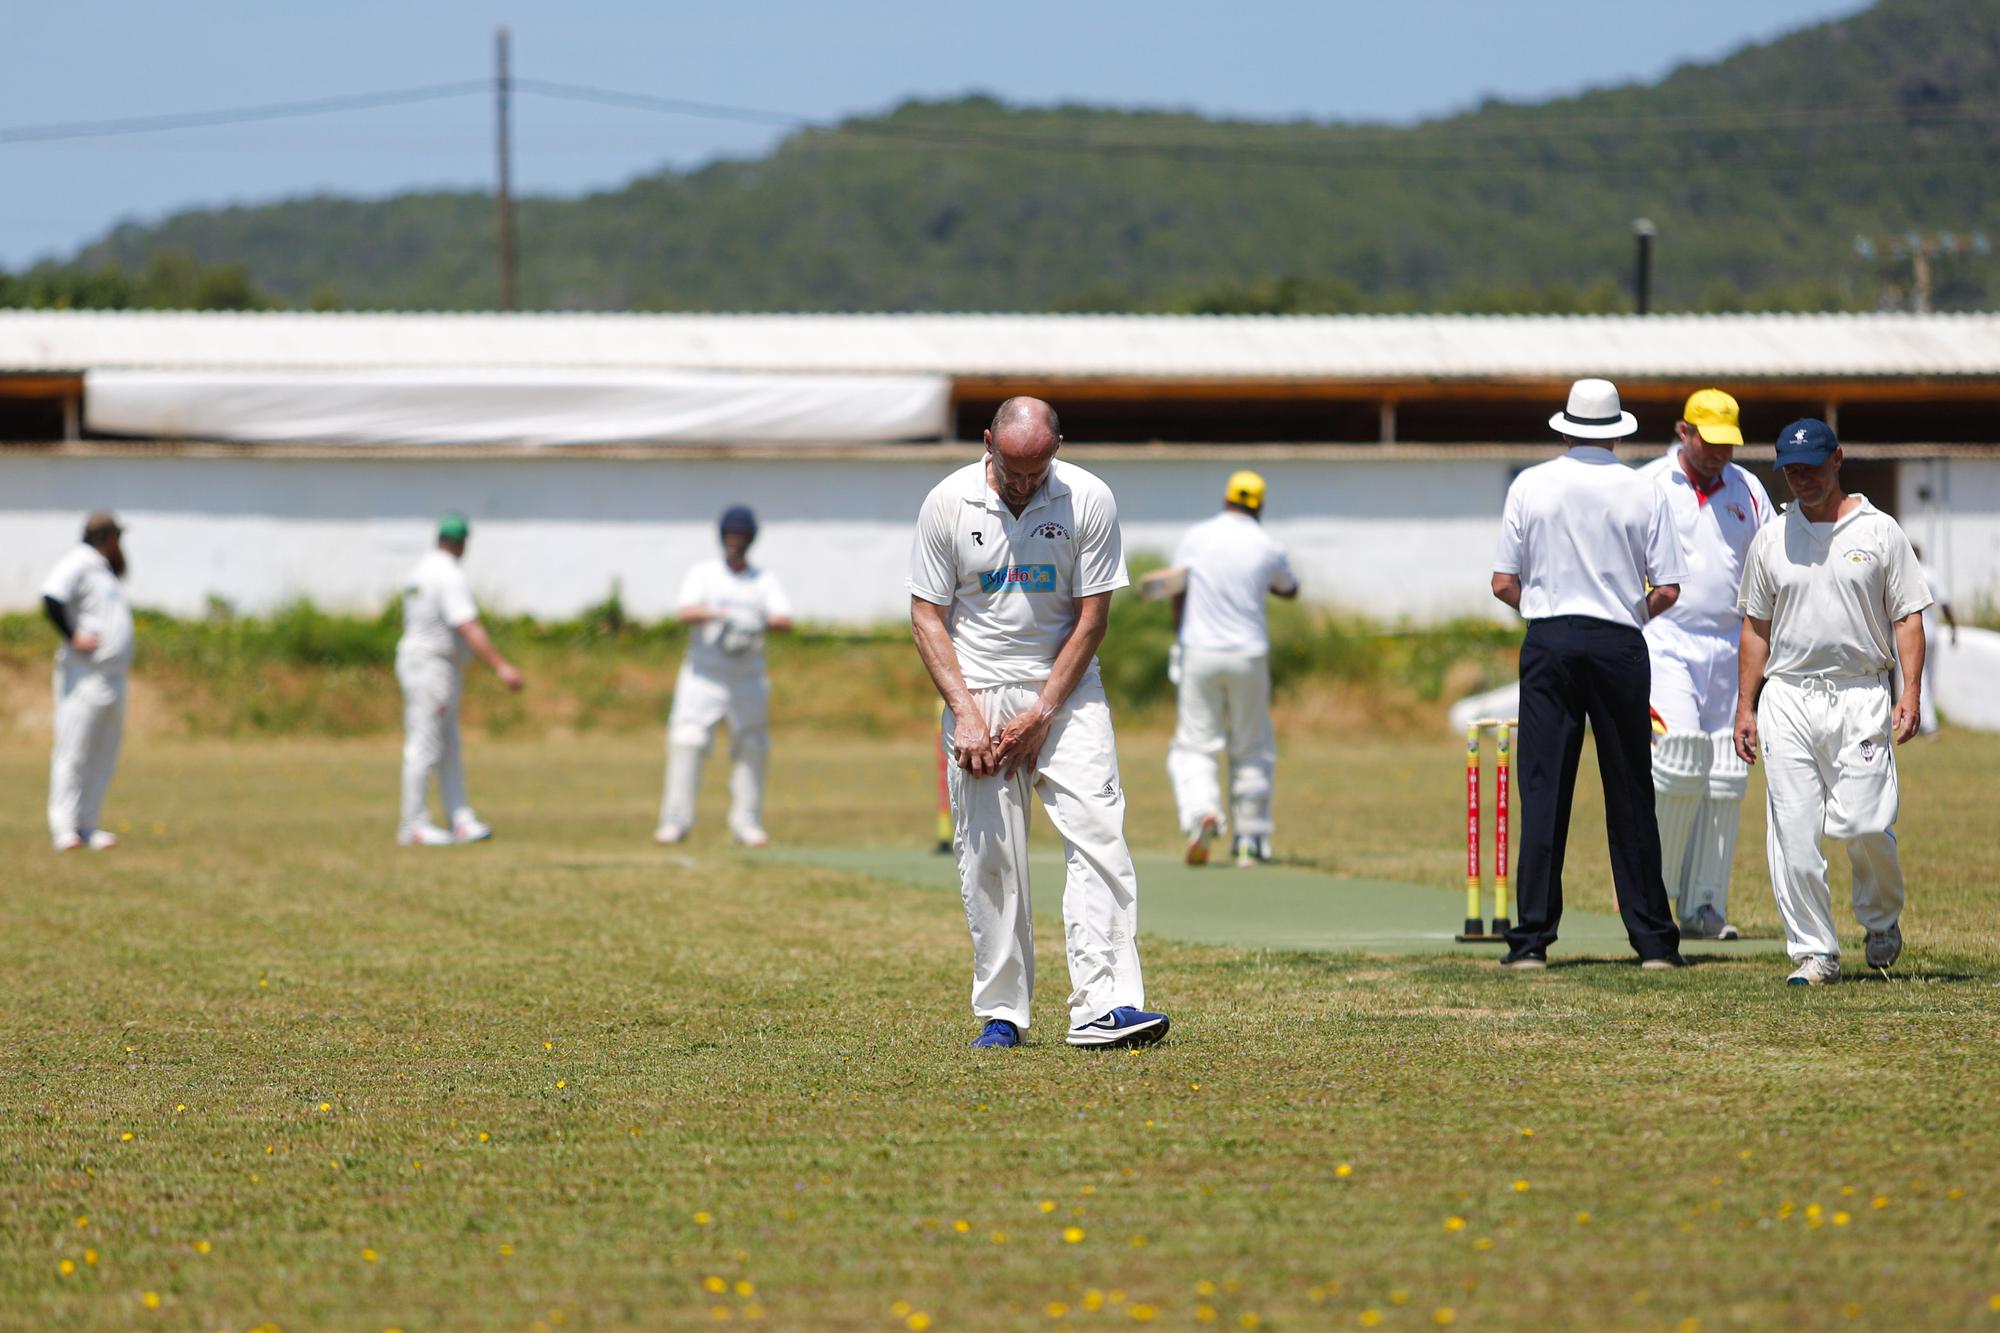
[9,451,1996,625]
[1900,456,2000,617]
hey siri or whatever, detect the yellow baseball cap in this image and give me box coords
[1225,470,1267,511]
[1683,388,1743,446]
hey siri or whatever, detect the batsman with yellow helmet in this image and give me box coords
[1166,470,1300,866]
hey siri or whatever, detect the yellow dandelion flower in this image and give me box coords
[743,1304,765,1320]
[258,978,269,988]
[1841,1303,1862,1319]
[953,1219,970,1234]
[194,1240,212,1255]
[75,1216,89,1229]
[1473,1237,1495,1252]
[1433,1309,1458,1327]
[1832,1211,1851,1226]
[1840,1185,1855,1197]
[1512,1179,1530,1193]
[58,1259,76,1276]
[1805,1204,1823,1219]
[544,1041,553,1051]
[1046,1300,1069,1319]
[1987,1294,2000,1312]
[1574,1211,1591,1225]
[891,1301,913,1318]
[1520,1127,1534,1137]
[1444,1216,1467,1232]
[175,1104,187,1113]
[1062,1226,1085,1244]
[143,1292,162,1310]
[1196,1305,1218,1324]
[693,1211,712,1226]
[1129,1234,1148,1248]
[735,1280,754,1297]
[1129,1305,1157,1323]
[1083,1291,1105,1311]
[363,1248,379,1263]
[319,1102,332,1112]
[705,1277,728,1294]
[1389,1289,1410,1306]
[1239,1316,1262,1330]
[83,1250,97,1266]
[708,1306,731,1322]
[1039,1199,1057,1214]
[1359,1311,1384,1328]
[121,1132,134,1142]
[1191,1083,1201,1092]
[908,1316,932,1332]
[1676,1319,1700,1333]
[1196,1280,1218,1297]
[1335,1163,1354,1179]
[499,1244,515,1257]
[1871,1195,1889,1210]
[990,1231,1008,1245]
[1946,1188,1965,1200]
[556,1080,567,1089]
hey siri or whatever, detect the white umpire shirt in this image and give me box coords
[398,549,479,670]
[1738,496,1931,679]
[42,544,134,671]
[1637,451,1774,638]
[908,458,1129,689]
[1172,511,1298,656]
[677,559,793,678]
[1494,447,1688,628]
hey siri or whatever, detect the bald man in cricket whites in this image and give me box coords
[395,513,524,846]
[1639,389,1774,940]
[909,397,1169,1050]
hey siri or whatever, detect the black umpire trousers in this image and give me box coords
[1506,615,1681,962]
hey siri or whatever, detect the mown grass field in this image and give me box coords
[4,724,1999,1331]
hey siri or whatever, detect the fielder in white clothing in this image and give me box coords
[909,396,1168,1050]
[396,514,524,846]
[1735,420,1929,986]
[1166,469,1299,867]
[1639,389,1774,940]
[656,505,793,847]
[42,512,134,852]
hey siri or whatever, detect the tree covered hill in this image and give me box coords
[32,0,2000,314]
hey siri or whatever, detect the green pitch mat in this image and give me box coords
[772,846,1786,957]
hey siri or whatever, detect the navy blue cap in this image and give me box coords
[719,505,758,536]
[1774,419,1839,468]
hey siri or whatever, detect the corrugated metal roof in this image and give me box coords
[3,309,1999,379]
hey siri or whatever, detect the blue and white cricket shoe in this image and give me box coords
[971,1019,1021,1048]
[1066,1006,1170,1049]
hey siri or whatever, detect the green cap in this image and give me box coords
[438,512,470,541]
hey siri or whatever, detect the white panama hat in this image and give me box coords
[1548,378,1638,439]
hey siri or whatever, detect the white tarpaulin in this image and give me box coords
[83,367,951,445]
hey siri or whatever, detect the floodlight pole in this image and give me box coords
[1632,218,1656,316]
[495,26,518,311]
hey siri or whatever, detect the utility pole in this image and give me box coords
[1632,218,1656,316]
[495,25,517,311]
[1855,231,1991,312]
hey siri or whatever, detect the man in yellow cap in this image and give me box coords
[1166,470,1300,866]
[1639,389,1774,939]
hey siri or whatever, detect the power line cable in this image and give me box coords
[0,81,490,146]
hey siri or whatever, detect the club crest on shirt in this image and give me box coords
[1843,549,1874,565]
[1724,503,1748,523]
[1033,521,1070,540]
[1858,737,1878,763]
[979,564,1056,594]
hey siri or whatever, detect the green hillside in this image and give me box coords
[31,0,2000,313]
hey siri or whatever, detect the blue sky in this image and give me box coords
[1,0,1863,267]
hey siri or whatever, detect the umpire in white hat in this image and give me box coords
[1490,379,1689,968]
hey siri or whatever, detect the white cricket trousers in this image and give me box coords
[661,662,769,836]
[1758,673,1906,962]
[945,670,1145,1031]
[49,658,127,846]
[398,656,470,834]
[1165,649,1276,837]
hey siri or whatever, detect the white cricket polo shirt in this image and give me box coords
[1172,509,1298,655]
[1494,447,1688,630]
[397,548,480,669]
[1738,496,1931,680]
[41,543,134,670]
[677,557,793,677]
[1638,450,1774,637]
[908,457,1129,689]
